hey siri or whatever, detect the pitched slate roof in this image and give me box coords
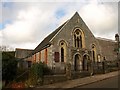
[96,37,116,43]
[32,20,69,54]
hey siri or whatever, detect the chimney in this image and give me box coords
[115,34,119,42]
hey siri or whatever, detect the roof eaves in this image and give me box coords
[34,43,51,54]
[33,20,69,54]
[96,37,116,42]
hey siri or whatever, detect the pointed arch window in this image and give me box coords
[61,47,64,62]
[97,54,101,62]
[59,40,67,62]
[92,44,96,62]
[74,35,76,47]
[80,35,82,48]
[77,37,79,48]
[92,50,95,61]
[74,29,83,48]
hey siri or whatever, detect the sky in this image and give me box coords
[0,0,119,50]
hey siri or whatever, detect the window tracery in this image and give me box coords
[74,29,83,48]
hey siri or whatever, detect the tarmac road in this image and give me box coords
[33,71,119,89]
[76,75,119,88]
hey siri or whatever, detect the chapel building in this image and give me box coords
[15,12,119,74]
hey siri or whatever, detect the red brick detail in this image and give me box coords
[34,54,36,63]
[39,52,41,62]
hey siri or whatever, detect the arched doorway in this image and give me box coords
[83,55,90,71]
[74,54,82,71]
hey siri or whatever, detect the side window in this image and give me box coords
[92,44,96,62]
[61,47,64,62]
[97,54,101,62]
[59,40,67,62]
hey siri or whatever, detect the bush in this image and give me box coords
[31,62,44,78]
[26,62,53,86]
[2,52,17,81]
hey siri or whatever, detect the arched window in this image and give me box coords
[97,54,101,62]
[73,29,84,48]
[92,44,96,62]
[92,50,95,61]
[59,40,67,62]
[80,36,82,48]
[77,37,79,48]
[74,35,76,47]
[61,47,64,62]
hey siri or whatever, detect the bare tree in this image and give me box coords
[0,45,14,51]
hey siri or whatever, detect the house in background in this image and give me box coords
[15,12,119,74]
[15,48,33,68]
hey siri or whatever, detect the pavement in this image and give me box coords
[37,70,119,88]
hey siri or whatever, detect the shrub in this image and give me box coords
[2,52,17,86]
[28,62,44,86]
[26,62,53,86]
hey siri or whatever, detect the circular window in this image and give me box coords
[76,32,79,35]
[61,43,64,45]
[75,29,80,35]
[92,44,95,48]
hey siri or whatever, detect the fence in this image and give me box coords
[5,60,120,88]
[6,68,30,88]
[105,60,119,72]
[94,60,119,74]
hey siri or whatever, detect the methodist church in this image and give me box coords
[15,12,119,73]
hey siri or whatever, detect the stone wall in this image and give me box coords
[43,75,67,85]
[97,38,117,61]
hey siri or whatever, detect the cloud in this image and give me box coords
[1,2,66,49]
[1,1,118,50]
[79,2,118,39]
